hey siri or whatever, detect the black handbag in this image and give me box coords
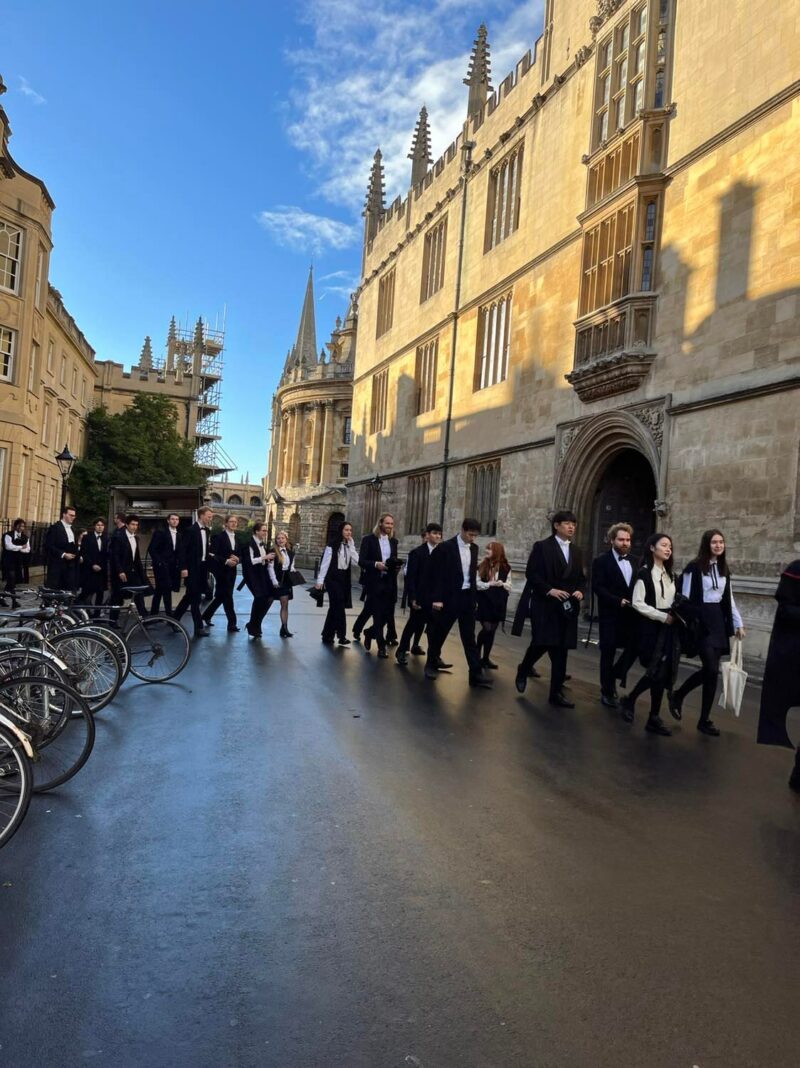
[288,571,306,587]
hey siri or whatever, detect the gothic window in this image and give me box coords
[485,144,523,252]
[594,4,648,148]
[465,460,500,536]
[640,198,658,290]
[406,473,430,535]
[342,415,352,444]
[415,337,438,415]
[474,293,512,391]
[0,221,23,293]
[210,492,223,503]
[370,369,389,434]
[376,267,396,338]
[0,326,16,382]
[249,496,262,506]
[227,494,243,505]
[420,216,447,302]
[579,202,635,317]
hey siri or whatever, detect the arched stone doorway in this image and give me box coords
[590,449,657,561]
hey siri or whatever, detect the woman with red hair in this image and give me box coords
[475,541,512,670]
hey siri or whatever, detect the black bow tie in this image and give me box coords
[617,554,629,561]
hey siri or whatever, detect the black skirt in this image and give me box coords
[476,586,509,624]
[699,602,728,652]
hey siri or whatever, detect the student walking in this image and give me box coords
[316,521,359,645]
[475,541,512,671]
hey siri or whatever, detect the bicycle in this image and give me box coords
[0,712,34,849]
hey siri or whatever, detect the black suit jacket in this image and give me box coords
[358,533,399,599]
[404,542,436,609]
[513,536,586,648]
[80,532,110,593]
[242,538,273,600]
[149,527,184,591]
[182,522,210,593]
[45,521,79,590]
[110,532,146,592]
[209,530,240,582]
[591,549,635,650]
[429,536,478,612]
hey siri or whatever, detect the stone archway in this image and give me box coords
[554,409,662,560]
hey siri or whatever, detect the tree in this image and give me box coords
[70,394,206,521]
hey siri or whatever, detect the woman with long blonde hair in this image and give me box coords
[268,529,298,637]
[475,541,512,670]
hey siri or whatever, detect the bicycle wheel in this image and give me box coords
[77,620,131,683]
[0,721,33,849]
[47,628,123,712]
[0,645,73,687]
[0,677,95,793]
[127,615,191,682]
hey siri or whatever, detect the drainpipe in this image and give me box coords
[439,138,475,526]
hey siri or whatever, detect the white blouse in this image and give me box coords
[476,570,512,592]
[681,567,743,629]
[317,541,359,584]
[3,534,30,553]
[632,564,676,623]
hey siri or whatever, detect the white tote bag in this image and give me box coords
[719,637,747,717]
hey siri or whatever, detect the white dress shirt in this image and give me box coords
[227,530,237,554]
[62,520,75,544]
[126,531,138,558]
[614,550,633,587]
[378,534,391,562]
[200,526,208,561]
[250,539,268,566]
[681,566,743,629]
[632,564,675,623]
[317,540,359,584]
[3,533,30,553]
[555,535,571,563]
[169,528,177,550]
[476,568,512,592]
[456,535,472,590]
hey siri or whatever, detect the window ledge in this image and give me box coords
[565,347,655,402]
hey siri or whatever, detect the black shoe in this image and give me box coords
[601,693,619,709]
[377,648,389,659]
[697,720,721,736]
[395,650,408,665]
[527,667,541,678]
[410,645,425,655]
[620,696,635,723]
[469,675,493,688]
[321,636,334,645]
[645,716,672,736]
[668,691,684,720]
[280,625,294,638]
[194,628,211,639]
[352,631,361,642]
[363,630,373,652]
[387,639,399,647]
[245,623,261,639]
[437,659,453,669]
[515,671,527,694]
[424,666,439,680]
[338,637,351,646]
[227,625,241,632]
[549,693,575,709]
[481,658,499,670]
[202,619,215,627]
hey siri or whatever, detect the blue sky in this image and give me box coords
[3,0,543,480]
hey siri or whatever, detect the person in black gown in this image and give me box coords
[757,559,800,791]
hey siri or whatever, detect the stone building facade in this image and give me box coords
[346,0,800,659]
[207,476,265,524]
[264,269,355,562]
[0,74,99,524]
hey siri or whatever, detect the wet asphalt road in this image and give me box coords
[1,590,798,1068]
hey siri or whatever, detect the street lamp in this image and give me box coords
[55,444,77,516]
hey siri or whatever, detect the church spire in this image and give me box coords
[464,23,492,116]
[139,336,153,371]
[363,148,386,244]
[293,266,318,369]
[408,106,432,187]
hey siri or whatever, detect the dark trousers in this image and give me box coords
[174,568,208,633]
[398,607,427,653]
[248,595,271,634]
[627,674,666,720]
[150,579,175,617]
[520,643,568,698]
[426,591,482,677]
[364,587,395,650]
[78,587,106,611]
[203,570,237,627]
[322,572,349,641]
[600,644,638,696]
[353,602,371,637]
[110,587,147,617]
[674,643,724,721]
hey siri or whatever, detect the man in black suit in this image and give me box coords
[514,510,587,706]
[425,517,490,688]
[357,513,400,658]
[110,514,150,613]
[45,506,80,590]
[203,515,241,632]
[173,505,214,638]
[591,522,637,708]
[148,512,187,617]
[396,523,442,665]
[78,517,109,608]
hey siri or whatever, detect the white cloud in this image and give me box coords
[286,0,544,212]
[17,76,46,105]
[257,206,359,254]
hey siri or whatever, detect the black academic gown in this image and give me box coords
[513,536,586,649]
[758,561,800,749]
[79,532,110,596]
[45,521,80,590]
[592,549,636,650]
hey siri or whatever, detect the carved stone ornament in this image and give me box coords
[631,404,664,450]
[654,499,669,517]
[565,350,656,403]
[575,45,592,68]
[558,425,581,464]
[590,0,627,37]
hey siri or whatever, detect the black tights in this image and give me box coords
[675,645,723,722]
[627,674,666,720]
[476,622,498,662]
